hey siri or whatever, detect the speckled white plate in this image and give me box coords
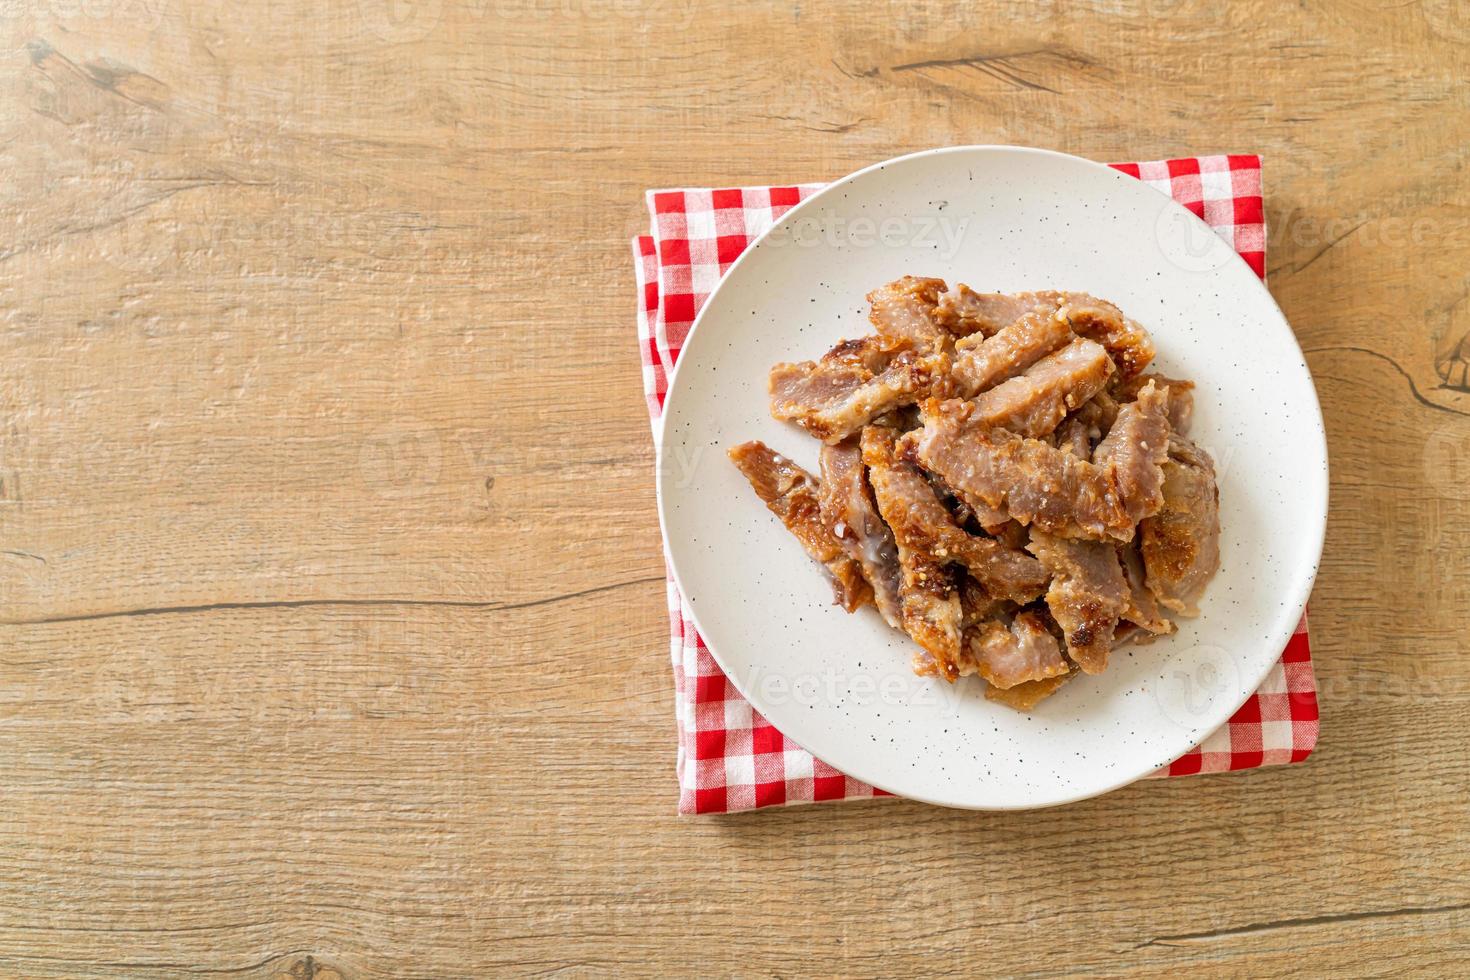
[656,146,1327,810]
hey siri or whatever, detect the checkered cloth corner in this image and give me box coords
[633,154,1318,814]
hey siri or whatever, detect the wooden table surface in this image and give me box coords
[1,1,1467,976]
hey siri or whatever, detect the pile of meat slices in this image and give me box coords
[728,276,1221,711]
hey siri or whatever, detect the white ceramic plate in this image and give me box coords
[656,146,1327,810]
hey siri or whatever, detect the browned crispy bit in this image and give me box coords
[940,289,1154,380]
[1093,380,1172,525]
[769,334,945,444]
[907,408,1135,542]
[985,670,1076,711]
[1118,372,1196,435]
[818,438,903,628]
[1069,389,1120,442]
[1059,298,1156,380]
[898,547,964,682]
[957,337,1115,439]
[1056,416,1093,459]
[727,441,872,612]
[922,456,1009,529]
[1140,437,1221,616]
[862,426,1048,604]
[990,520,1031,551]
[935,285,1056,338]
[1027,531,1131,674]
[867,276,955,349]
[958,575,1008,628]
[1117,540,1174,635]
[950,308,1076,398]
[924,467,978,528]
[959,611,1071,689]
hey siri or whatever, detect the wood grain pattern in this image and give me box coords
[0,0,1467,975]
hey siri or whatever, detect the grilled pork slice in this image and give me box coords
[817,438,903,628]
[1093,381,1172,525]
[960,337,1115,439]
[906,408,1135,542]
[1056,417,1094,459]
[769,335,944,444]
[1119,372,1196,435]
[936,289,1155,380]
[896,546,964,682]
[1118,541,1174,635]
[950,308,1076,397]
[1058,299,1155,380]
[1112,622,1146,649]
[985,671,1075,711]
[958,575,1008,628]
[925,464,1009,530]
[935,285,1056,338]
[1067,389,1120,443]
[727,441,872,612]
[1140,437,1221,616]
[1027,532,1131,674]
[959,610,1071,689]
[862,426,1048,604]
[924,467,979,528]
[989,520,1032,552]
[867,276,956,349]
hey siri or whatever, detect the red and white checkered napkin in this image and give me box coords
[633,155,1319,814]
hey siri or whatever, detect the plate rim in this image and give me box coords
[654,144,1329,810]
